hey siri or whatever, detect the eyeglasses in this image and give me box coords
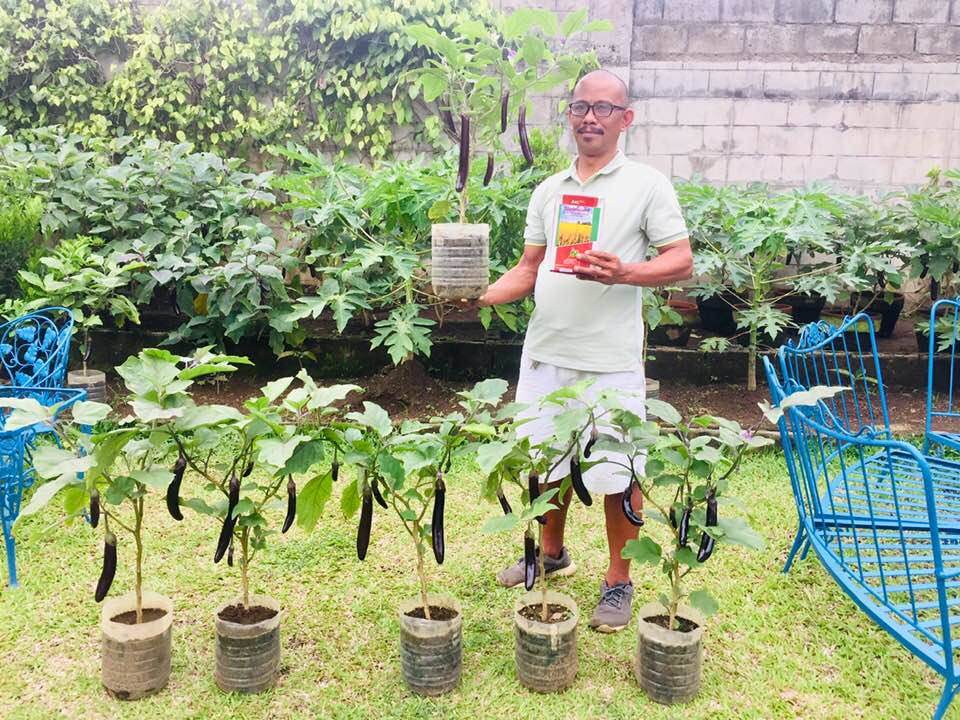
[568,100,627,118]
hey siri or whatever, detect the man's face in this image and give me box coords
[568,75,633,158]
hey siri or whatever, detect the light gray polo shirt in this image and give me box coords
[522,151,688,373]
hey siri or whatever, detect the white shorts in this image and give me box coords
[515,351,647,495]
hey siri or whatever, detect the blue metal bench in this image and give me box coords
[0,386,86,587]
[767,312,960,719]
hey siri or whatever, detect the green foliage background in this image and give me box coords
[0,0,495,158]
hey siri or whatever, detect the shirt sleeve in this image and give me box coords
[522,182,548,246]
[644,173,689,247]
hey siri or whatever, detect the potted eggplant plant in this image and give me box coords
[8,347,250,699]
[337,378,509,695]
[604,396,769,704]
[403,8,608,300]
[593,387,844,704]
[479,381,601,693]
[172,370,359,694]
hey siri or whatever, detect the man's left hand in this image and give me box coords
[573,250,628,285]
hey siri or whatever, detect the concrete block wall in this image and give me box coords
[501,0,959,191]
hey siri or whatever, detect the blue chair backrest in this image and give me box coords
[0,307,73,388]
[766,357,957,676]
[924,298,960,453]
[779,313,892,441]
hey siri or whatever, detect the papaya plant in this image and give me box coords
[679,181,865,391]
[900,168,960,302]
[336,378,509,618]
[6,347,253,622]
[402,7,609,223]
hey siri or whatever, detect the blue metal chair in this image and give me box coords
[0,307,73,388]
[775,313,895,572]
[924,298,960,456]
[765,357,960,720]
[0,385,86,587]
[779,313,893,440]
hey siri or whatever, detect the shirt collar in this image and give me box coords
[561,150,627,182]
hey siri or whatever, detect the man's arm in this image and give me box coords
[573,238,693,287]
[477,244,546,307]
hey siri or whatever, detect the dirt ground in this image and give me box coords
[104,357,948,435]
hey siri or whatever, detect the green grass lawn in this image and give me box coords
[0,450,955,720]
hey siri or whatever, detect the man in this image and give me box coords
[476,69,693,632]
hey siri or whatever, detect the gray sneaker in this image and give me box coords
[589,580,634,633]
[496,546,576,588]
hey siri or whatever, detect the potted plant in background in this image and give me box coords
[901,168,960,310]
[643,288,689,350]
[8,347,250,699]
[840,195,911,338]
[680,181,861,391]
[338,379,509,695]
[403,7,609,300]
[16,235,144,401]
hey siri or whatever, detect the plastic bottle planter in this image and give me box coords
[514,590,578,693]
[68,368,107,403]
[214,595,282,694]
[101,591,173,700]
[398,594,462,696]
[634,603,705,705]
[431,223,490,301]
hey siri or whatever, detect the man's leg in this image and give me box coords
[540,482,572,558]
[603,483,643,584]
[589,484,643,632]
[495,481,576,587]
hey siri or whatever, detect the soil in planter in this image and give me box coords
[112,608,168,625]
[646,614,699,632]
[405,606,459,621]
[218,604,279,625]
[518,603,572,624]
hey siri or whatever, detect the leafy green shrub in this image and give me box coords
[897,168,960,301]
[0,0,135,135]
[0,0,497,158]
[0,196,43,299]
[17,235,144,369]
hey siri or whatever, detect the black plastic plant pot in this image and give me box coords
[648,324,692,348]
[696,293,738,335]
[849,292,904,339]
[787,293,826,325]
